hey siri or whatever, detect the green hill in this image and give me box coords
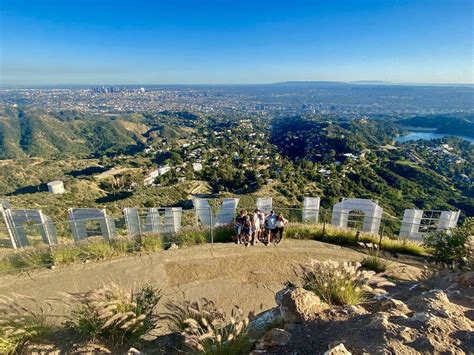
[0,108,147,159]
[397,114,474,138]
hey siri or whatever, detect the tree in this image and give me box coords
[423,219,473,264]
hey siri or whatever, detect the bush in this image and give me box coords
[358,242,387,273]
[65,283,161,345]
[0,295,54,354]
[51,245,82,265]
[78,238,116,260]
[176,229,207,247]
[300,260,370,306]
[361,256,387,273]
[164,298,252,354]
[212,226,235,243]
[110,237,136,254]
[8,247,53,269]
[137,234,163,253]
[423,223,473,263]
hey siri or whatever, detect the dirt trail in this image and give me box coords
[0,240,421,316]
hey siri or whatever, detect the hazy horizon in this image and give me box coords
[2,80,474,89]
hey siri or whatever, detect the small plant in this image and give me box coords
[110,237,136,254]
[176,229,207,247]
[78,237,116,260]
[164,299,251,354]
[361,256,387,273]
[359,242,387,273]
[8,247,53,270]
[51,245,82,265]
[64,283,161,345]
[423,222,473,264]
[300,260,372,306]
[0,295,54,354]
[138,234,163,253]
[163,298,226,333]
[212,226,235,243]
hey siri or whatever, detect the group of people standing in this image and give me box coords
[234,209,288,246]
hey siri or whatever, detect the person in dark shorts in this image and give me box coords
[274,213,288,243]
[234,209,247,244]
[241,213,253,247]
[264,210,277,245]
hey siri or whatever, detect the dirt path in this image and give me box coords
[0,240,421,317]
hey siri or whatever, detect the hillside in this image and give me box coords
[1,111,472,224]
[397,114,474,138]
[0,108,147,159]
[270,116,473,215]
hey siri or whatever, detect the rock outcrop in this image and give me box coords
[276,287,329,323]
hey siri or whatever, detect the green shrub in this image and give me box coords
[176,229,207,247]
[78,238,116,261]
[110,237,136,254]
[0,295,54,354]
[65,283,161,345]
[212,226,235,243]
[423,223,473,263]
[0,259,13,273]
[301,260,370,306]
[51,245,82,265]
[358,242,387,273]
[361,256,387,273]
[138,234,163,253]
[8,247,53,269]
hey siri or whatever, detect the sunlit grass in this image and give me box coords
[285,223,426,256]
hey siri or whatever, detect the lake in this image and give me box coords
[396,129,474,144]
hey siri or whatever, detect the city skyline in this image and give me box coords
[1,0,473,85]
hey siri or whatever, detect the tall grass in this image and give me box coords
[0,295,54,354]
[164,298,252,354]
[0,222,425,274]
[359,242,387,273]
[285,223,426,256]
[137,234,163,253]
[175,229,207,247]
[64,283,161,345]
[212,226,235,243]
[0,229,209,273]
[300,260,372,306]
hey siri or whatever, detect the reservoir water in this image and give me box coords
[396,130,474,144]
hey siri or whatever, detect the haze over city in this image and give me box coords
[1,0,473,85]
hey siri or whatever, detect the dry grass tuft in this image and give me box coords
[0,295,54,354]
[63,283,161,345]
[300,260,380,305]
[164,298,252,354]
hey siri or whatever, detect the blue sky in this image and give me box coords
[0,0,472,85]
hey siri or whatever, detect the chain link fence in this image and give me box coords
[0,204,445,251]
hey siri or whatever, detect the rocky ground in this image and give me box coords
[1,240,472,354]
[253,270,474,354]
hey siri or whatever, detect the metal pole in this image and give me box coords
[378,217,386,249]
[209,207,214,245]
[322,209,326,238]
[0,203,17,249]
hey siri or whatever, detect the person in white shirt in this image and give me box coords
[265,210,277,245]
[251,209,261,245]
[274,213,288,243]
